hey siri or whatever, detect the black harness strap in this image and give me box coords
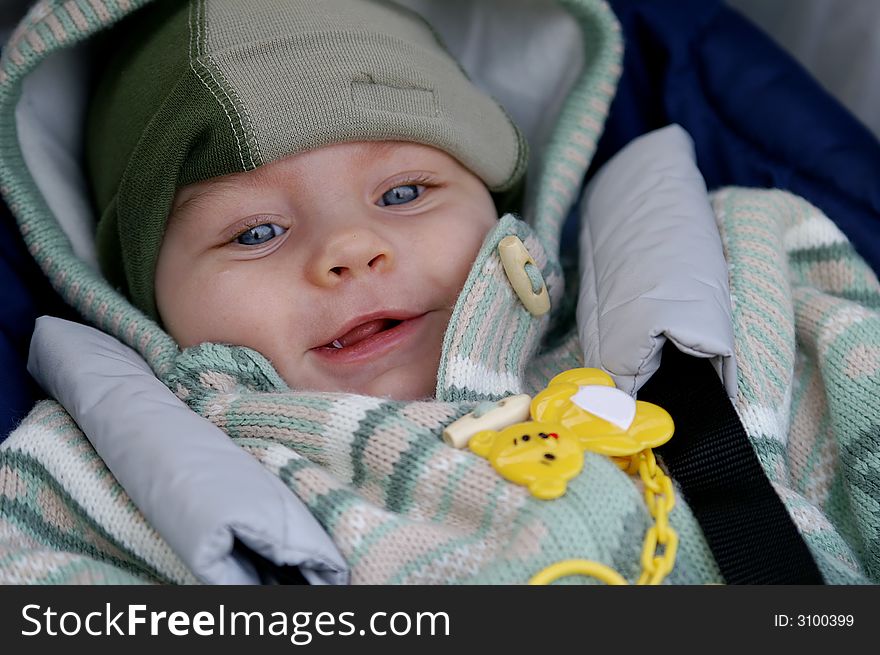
[638,342,823,584]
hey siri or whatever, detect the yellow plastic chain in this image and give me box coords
[528,448,678,586]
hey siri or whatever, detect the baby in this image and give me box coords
[86,0,527,400]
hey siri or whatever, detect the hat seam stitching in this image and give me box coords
[187,0,255,171]
[205,52,264,168]
[199,0,264,168]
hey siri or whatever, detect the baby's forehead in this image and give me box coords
[171,177,247,216]
[173,141,455,206]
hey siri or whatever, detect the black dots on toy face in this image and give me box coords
[511,433,549,447]
[544,453,556,461]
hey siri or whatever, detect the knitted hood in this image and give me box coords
[0,0,621,398]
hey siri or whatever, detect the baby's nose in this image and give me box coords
[307,228,394,287]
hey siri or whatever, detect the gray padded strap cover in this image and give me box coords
[577,125,737,398]
[28,316,349,585]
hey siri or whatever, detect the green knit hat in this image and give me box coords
[87,0,527,319]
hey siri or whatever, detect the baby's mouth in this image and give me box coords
[310,312,428,364]
[321,318,403,350]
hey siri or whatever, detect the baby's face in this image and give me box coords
[155,142,498,399]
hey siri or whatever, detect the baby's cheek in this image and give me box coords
[449,220,493,288]
[158,266,262,348]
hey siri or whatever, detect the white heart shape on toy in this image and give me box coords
[569,385,636,431]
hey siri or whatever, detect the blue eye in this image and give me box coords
[379,184,423,206]
[236,223,286,245]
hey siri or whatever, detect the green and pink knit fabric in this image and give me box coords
[713,188,880,582]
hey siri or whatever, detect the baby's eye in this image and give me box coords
[235,223,286,246]
[378,184,424,207]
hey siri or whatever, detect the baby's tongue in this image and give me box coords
[335,319,396,348]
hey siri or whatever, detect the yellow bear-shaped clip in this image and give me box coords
[469,421,583,500]
[531,368,674,457]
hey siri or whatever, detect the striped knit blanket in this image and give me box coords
[2,188,879,584]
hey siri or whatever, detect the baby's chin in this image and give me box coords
[283,363,438,400]
[359,373,437,400]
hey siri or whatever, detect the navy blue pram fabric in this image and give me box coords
[0,195,76,440]
[3,0,880,438]
[585,0,880,272]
